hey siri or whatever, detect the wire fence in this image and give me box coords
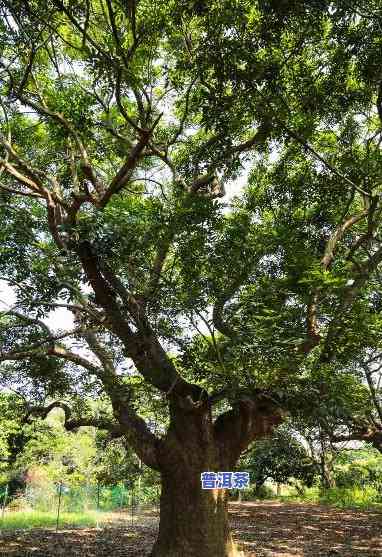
[0,482,161,531]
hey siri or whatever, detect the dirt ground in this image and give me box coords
[230,501,382,556]
[0,501,381,556]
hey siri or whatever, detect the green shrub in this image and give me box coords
[319,486,382,509]
[279,484,382,509]
[335,460,382,489]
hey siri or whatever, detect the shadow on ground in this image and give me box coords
[229,501,382,557]
[0,502,381,556]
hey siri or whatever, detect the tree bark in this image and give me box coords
[148,394,283,556]
[149,401,241,557]
[319,454,335,489]
[151,473,239,557]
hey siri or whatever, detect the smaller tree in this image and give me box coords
[240,425,316,496]
[94,434,159,488]
[328,356,382,453]
[0,392,47,491]
[334,447,382,491]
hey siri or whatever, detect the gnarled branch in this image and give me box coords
[214,393,285,468]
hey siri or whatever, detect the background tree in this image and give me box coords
[0,392,28,487]
[239,424,316,496]
[0,1,381,556]
[333,446,382,493]
[327,355,382,451]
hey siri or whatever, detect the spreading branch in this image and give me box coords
[24,400,120,432]
[76,240,203,400]
[98,119,161,208]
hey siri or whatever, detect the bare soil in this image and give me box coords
[0,501,380,556]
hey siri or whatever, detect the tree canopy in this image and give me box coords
[0,1,381,555]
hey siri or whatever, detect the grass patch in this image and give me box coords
[0,510,99,530]
[279,486,320,504]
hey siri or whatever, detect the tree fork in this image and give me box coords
[151,406,238,557]
[149,394,284,557]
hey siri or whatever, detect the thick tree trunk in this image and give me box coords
[150,472,239,557]
[147,393,283,557]
[149,400,242,557]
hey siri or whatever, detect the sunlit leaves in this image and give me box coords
[0,0,381,437]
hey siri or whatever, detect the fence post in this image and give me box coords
[96,482,100,530]
[119,483,124,510]
[1,484,8,521]
[131,483,134,527]
[56,482,63,531]
[137,459,142,519]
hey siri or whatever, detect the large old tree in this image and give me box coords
[0,1,382,555]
